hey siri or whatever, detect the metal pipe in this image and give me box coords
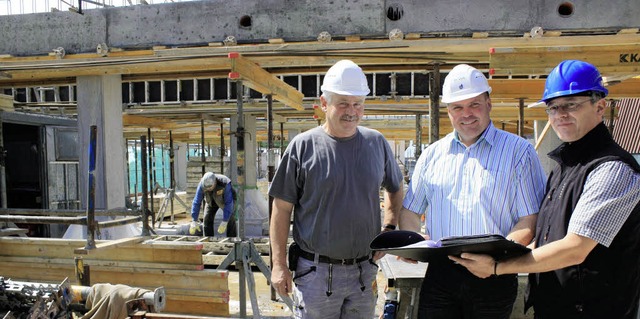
[0,207,140,216]
[140,135,150,236]
[200,118,205,176]
[235,81,245,241]
[149,139,158,192]
[235,80,246,318]
[518,98,525,137]
[0,110,6,209]
[85,125,97,250]
[280,122,284,156]
[63,163,69,209]
[133,140,138,207]
[429,64,441,145]
[415,114,422,158]
[147,128,155,220]
[220,123,224,174]
[97,216,142,228]
[0,215,87,224]
[125,138,131,207]
[169,131,175,223]
[70,285,165,313]
[200,119,207,220]
[267,94,276,301]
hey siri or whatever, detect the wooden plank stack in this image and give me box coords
[0,236,229,316]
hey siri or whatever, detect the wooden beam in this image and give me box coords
[488,79,545,100]
[489,43,640,76]
[1,256,204,270]
[228,52,304,110]
[1,56,233,81]
[0,237,203,266]
[607,77,640,98]
[74,236,145,255]
[2,33,639,84]
[122,114,169,128]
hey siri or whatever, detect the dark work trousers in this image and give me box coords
[417,259,517,319]
[203,205,237,237]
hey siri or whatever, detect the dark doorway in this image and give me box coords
[3,122,47,236]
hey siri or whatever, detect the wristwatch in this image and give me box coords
[382,224,397,230]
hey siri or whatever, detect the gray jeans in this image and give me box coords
[292,256,378,319]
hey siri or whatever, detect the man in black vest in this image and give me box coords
[189,172,237,237]
[450,60,640,319]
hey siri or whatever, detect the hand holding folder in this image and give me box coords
[370,230,530,263]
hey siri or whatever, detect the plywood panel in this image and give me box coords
[0,237,204,266]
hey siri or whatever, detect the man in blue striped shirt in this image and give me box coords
[399,64,547,319]
[451,60,640,319]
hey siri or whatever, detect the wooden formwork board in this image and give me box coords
[163,294,229,316]
[0,260,74,282]
[0,237,203,268]
[150,235,287,266]
[202,253,270,267]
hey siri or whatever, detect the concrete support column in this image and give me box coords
[76,75,126,210]
[63,74,135,240]
[288,129,300,142]
[175,142,188,191]
[244,115,257,188]
[225,114,268,236]
[228,114,259,188]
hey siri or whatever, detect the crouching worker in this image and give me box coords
[189,172,237,237]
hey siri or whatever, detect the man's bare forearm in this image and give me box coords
[270,198,294,267]
[398,207,421,233]
[383,190,404,226]
[506,214,537,246]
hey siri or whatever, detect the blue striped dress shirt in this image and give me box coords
[403,123,546,240]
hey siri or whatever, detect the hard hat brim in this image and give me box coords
[441,91,489,104]
[321,88,370,96]
[539,87,608,103]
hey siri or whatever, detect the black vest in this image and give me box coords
[526,123,640,319]
[204,174,236,210]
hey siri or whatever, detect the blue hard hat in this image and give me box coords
[540,60,608,103]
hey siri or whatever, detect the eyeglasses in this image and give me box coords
[545,99,591,115]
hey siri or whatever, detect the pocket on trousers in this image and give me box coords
[293,264,318,286]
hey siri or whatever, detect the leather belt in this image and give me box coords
[299,249,369,265]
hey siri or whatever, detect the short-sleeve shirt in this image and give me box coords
[403,122,546,240]
[568,161,640,247]
[269,126,403,259]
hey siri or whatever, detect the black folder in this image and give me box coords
[370,230,531,262]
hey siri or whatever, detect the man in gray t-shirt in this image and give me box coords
[269,60,403,319]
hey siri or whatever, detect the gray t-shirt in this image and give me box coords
[269,126,402,259]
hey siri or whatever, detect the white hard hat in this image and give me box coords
[202,172,216,188]
[441,64,492,103]
[320,60,370,96]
